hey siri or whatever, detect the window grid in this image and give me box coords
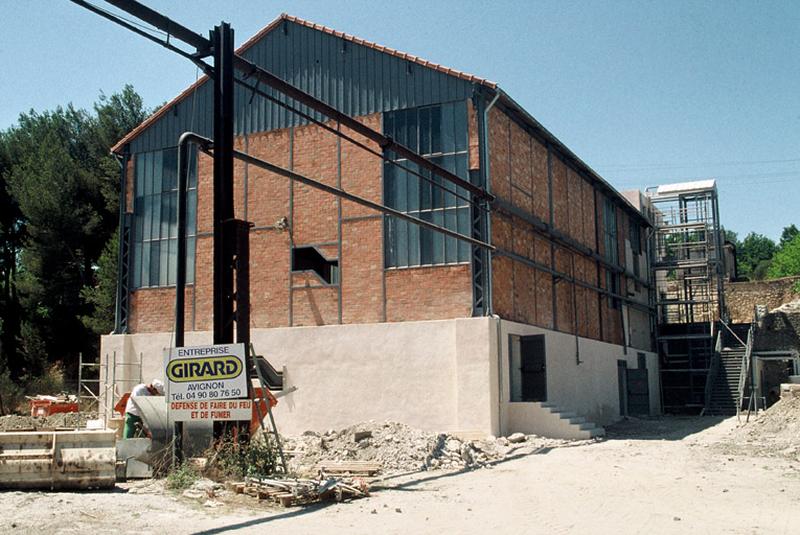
[383,101,471,268]
[132,147,198,289]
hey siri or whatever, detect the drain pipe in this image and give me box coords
[493,314,504,436]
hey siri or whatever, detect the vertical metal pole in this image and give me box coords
[213,22,236,346]
[176,141,189,348]
[77,352,83,399]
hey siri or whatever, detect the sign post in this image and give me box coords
[165,343,251,424]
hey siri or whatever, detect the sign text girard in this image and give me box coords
[165,343,247,403]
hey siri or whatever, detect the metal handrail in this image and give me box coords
[736,323,755,419]
[719,318,746,348]
[702,325,722,414]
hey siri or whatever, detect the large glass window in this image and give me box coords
[604,198,620,309]
[383,101,471,268]
[132,148,197,288]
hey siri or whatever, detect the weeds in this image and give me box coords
[165,462,199,490]
[213,435,279,480]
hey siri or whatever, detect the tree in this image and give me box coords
[767,234,800,279]
[737,232,777,281]
[779,224,799,249]
[0,86,148,386]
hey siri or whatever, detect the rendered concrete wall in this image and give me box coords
[101,317,498,436]
[100,316,660,438]
[497,319,660,433]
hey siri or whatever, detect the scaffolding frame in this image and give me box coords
[646,180,726,413]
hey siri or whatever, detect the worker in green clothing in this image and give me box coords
[123,379,164,438]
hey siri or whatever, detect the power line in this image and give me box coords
[596,157,800,171]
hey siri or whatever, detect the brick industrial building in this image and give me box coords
[101,14,660,438]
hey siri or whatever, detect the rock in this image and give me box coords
[202,500,223,508]
[496,437,509,446]
[354,430,372,442]
[508,432,527,444]
[182,490,204,500]
[445,438,462,452]
[395,508,402,513]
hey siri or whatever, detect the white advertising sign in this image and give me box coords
[165,343,247,403]
[169,399,252,422]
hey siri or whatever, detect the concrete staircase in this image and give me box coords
[508,402,605,440]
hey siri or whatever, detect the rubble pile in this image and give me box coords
[727,396,800,459]
[0,412,96,432]
[282,421,573,475]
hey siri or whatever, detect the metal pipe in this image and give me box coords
[181,132,494,250]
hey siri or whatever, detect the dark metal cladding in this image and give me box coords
[128,20,474,153]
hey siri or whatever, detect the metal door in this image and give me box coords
[627,368,650,416]
[520,335,547,402]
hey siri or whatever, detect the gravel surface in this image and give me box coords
[3,417,799,534]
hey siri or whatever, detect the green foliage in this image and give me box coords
[81,232,118,335]
[215,436,279,480]
[767,234,800,280]
[166,462,199,491]
[779,224,799,249]
[737,232,777,280]
[0,85,148,389]
[0,368,24,414]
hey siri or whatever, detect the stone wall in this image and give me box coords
[725,276,800,323]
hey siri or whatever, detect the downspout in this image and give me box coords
[494,314,503,435]
[480,89,502,434]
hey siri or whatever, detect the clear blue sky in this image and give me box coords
[1,1,798,241]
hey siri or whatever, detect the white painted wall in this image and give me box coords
[100,316,660,438]
[101,318,497,436]
[497,319,660,435]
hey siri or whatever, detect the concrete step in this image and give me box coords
[507,402,605,440]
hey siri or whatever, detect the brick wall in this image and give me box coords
[486,105,625,345]
[725,276,800,323]
[127,113,473,333]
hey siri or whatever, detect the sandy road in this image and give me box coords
[2,416,799,534]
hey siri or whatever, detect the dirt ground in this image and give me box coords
[2,415,799,534]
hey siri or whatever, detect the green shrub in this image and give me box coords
[215,435,279,480]
[0,370,24,414]
[165,462,199,490]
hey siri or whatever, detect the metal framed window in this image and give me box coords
[603,197,618,265]
[131,147,197,288]
[383,101,471,268]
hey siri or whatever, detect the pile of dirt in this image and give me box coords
[281,421,577,475]
[723,396,800,459]
[0,411,97,432]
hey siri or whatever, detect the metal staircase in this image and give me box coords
[705,323,750,416]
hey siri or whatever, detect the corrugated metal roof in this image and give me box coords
[113,13,492,153]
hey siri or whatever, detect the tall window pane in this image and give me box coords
[132,147,198,288]
[383,101,471,268]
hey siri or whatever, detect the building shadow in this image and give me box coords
[603,415,731,441]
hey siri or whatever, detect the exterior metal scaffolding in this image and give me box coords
[646,179,726,413]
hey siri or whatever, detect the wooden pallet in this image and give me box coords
[231,476,369,507]
[316,461,381,476]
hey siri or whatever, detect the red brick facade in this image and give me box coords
[126,105,643,348]
[486,106,638,345]
[127,112,473,333]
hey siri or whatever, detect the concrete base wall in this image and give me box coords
[101,317,498,436]
[497,319,660,434]
[100,317,659,438]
